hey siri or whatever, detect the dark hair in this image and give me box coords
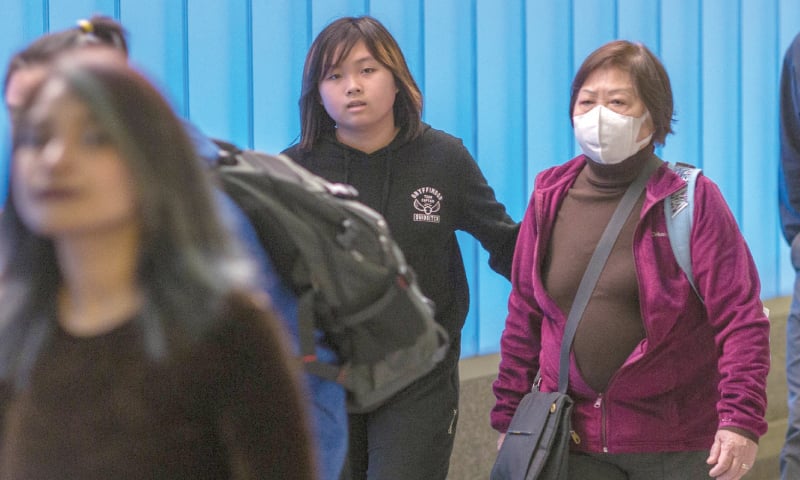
[3,15,128,96]
[297,16,423,150]
[569,40,674,145]
[0,59,253,385]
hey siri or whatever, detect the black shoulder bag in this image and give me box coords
[490,160,659,480]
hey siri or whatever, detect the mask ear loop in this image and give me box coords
[634,110,654,148]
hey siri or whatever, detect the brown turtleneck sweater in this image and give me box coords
[543,149,653,393]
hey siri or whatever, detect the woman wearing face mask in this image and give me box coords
[491,40,769,480]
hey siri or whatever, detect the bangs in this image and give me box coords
[319,29,370,80]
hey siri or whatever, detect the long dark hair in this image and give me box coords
[297,16,423,150]
[0,58,254,386]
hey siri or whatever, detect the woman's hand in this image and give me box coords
[706,430,758,479]
[497,433,506,451]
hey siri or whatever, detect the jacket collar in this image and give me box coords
[536,153,692,214]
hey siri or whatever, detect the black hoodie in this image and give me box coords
[283,124,519,349]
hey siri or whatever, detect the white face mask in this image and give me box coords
[573,105,653,165]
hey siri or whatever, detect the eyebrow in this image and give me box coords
[579,87,635,96]
[331,55,375,68]
[324,55,377,77]
[352,55,375,64]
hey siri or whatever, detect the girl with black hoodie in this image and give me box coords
[282,15,519,480]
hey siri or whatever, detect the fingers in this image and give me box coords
[710,460,750,480]
[707,445,733,477]
[707,436,721,465]
[707,430,758,479]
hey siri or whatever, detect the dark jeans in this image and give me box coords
[340,357,460,480]
[781,234,800,479]
[568,450,711,479]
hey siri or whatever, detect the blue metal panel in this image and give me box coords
[422,0,480,355]
[311,0,367,38]
[659,0,701,180]
[617,0,659,49]
[2,0,48,51]
[741,0,779,297]
[21,0,49,43]
[252,0,309,152]
[423,0,475,148]
[572,0,616,74]
[0,0,48,205]
[475,0,525,354]
[186,0,251,147]
[701,0,741,219]
[121,0,187,116]
[369,0,424,89]
[779,0,800,54]
[525,0,573,190]
[47,0,118,31]
[475,0,526,217]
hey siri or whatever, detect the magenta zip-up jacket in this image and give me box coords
[491,155,769,453]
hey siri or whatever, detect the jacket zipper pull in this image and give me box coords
[594,393,609,452]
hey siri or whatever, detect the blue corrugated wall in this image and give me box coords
[0,0,797,358]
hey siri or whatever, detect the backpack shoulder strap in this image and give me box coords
[664,162,702,301]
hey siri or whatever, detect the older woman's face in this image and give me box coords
[573,66,654,141]
[12,79,139,239]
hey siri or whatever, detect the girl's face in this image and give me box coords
[12,79,139,239]
[573,66,654,141]
[318,40,399,138]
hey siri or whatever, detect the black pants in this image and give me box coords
[567,450,711,479]
[340,357,460,480]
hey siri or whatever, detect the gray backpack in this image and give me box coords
[212,140,449,413]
